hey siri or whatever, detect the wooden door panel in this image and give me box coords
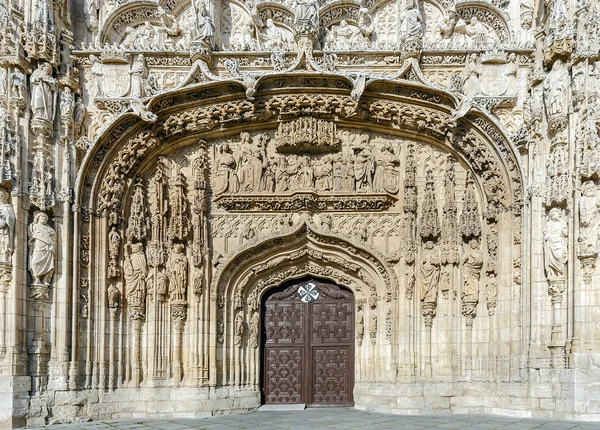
[264,301,306,346]
[264,347,304,404]
[311,302,354,345]
[311,346,352,405]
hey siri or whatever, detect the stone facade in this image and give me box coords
[0,0,599,427]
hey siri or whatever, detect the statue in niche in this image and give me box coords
[293,0,319,30]
[262,154,276,192]
[129,54,148,98]
[121,26,138,49]
[192,0,215,46]
[234,312,244,346]
[465,17,488,47]
[214,143,239,195]
[138,22,155,50]
[543,59,569,119]
[124,242,148,307]
[353,136,374,192]
[327,20,361,50]
[30,63,57,122]
[373,142,399,194]
[108,226,121,276]
[506,53,518,95]
[299,155,314,189]
[400,0,423,41]
[156,6,180,49]
[287,155,300,191]
[343,156,355,191]
[249,312,259,348]
[332,154,343,192]
[358,8,375,39]
[262,19,286,50]
[28,212,56,286]
[10,69,26,99]
[462,53,480,98]
[544,207,568,280]
[238,132,265,192]
[0,68,6,96]
[356,309,364,345]
[0,189,15,264]
[167,243,188,302]
[314,155,333,191]
[60,87,74,118]
[420,240,440,305]
[107,283,121,309]
[462,238,483,297]
[274,155,289,192]
[578,180,600,257]
[89,55,104,99]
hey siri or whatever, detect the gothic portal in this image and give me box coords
[0,0,599,426]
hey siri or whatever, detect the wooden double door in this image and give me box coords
[262,279,354,406]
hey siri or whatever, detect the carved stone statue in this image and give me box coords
[214,143,239,195]
[578,181,600,257]
[129,54,148,98]
[28,212,56,286]
[543,59,569,120]
[193,0,215,46]
[421,240,440,305]
[462,238,483,297]
[353,135,374,192]
[234,312,244,346]
[238,132,264,192]
[293,0,319,31]
[373,142,399,194]
[263,19,285,50]
[462,53,480,98]
[30,63,57,122]
[108,283,121,309]
[465,17,488,47]
[89,55,104,99]
[60,87,74,118]
[167,243,188,302]
[544,207,568,280]
[10,69,26,99]
[400,0,423,41]
[124,242,148,308]
[0,189,15,264]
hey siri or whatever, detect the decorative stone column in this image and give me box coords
[28,283,50,393]
[548,280,566,368]
[170,300,187,385]
[0,263,11,359]
[422,302,436,380]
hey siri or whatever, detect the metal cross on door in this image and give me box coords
[262,280,355,406]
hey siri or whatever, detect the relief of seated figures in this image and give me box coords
[324,20,371,50]
[214,126,400,197]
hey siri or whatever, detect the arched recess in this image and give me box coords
[212,220,396,386]
[70,67,525,391]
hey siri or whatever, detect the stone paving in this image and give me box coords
[25,408,600,430]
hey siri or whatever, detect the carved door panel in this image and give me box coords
[262,280,354,406]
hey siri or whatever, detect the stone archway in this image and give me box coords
[66,65,526,418]
[261,278,355,407]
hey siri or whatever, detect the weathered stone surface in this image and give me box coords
[0,0,599,426]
